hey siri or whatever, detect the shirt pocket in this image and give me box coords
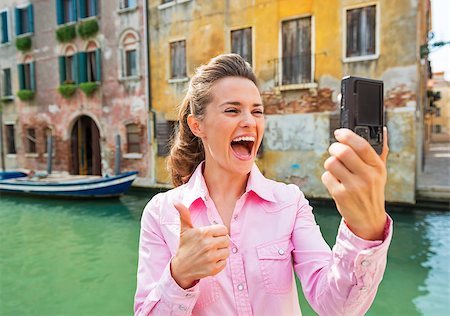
[256,238,295,294]
[192,276,220,312]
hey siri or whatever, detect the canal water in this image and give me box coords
[0,192,449,316]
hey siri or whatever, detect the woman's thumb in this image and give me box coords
[174,203,194,232]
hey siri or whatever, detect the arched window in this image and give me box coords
[59,45,77,84]
[84,40,101,82]
[126,123,141,153]
[18,54,35,91]
[120,30,139,79]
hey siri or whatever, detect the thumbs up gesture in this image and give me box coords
[171,203,230,289]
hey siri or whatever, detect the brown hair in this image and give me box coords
[168,54,257,187]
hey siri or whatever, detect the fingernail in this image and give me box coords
[334,129,341,138]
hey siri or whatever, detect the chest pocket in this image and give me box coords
[256,238,294,294]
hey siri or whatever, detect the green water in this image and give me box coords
[0,192,449,316]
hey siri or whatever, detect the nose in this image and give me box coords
[240,110,256,128]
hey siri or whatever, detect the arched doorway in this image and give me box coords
[70,115,101,175]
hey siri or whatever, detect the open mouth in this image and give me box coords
[231,136,255,160]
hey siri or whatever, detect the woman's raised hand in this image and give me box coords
[170,203,230,289]
[321,127,389,241]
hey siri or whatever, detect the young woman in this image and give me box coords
[134,54,392,316]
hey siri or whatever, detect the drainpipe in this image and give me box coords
[0,108,5,172]
[143,0,156,184]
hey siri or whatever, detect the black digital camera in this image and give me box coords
[340,76,384,155]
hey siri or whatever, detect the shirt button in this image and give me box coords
[361,260,370,267]
[233,215,238,220]
[278,248,285,255]
[232,247,238,254]
[179,304,187,311]
[237,283,244,291]
[360,286,367,291]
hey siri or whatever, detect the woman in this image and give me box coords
[134,54,392,316]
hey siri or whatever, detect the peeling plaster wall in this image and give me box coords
[259,108,416,204]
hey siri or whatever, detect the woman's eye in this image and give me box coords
[225,108,239,113]
[253,110,264,115]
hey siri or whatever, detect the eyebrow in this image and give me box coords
[219,101,263,107]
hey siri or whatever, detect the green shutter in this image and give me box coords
[58,56,66,84]
[30,62,36,91]
[14,7,21,35]
[78,52,87,83]
[79,0,86,19]
[73,53,79,84]
[27,4,34,34]
[92,0,98,16]
[17,64,25,90]
[71,0,78,22]
[56,0,63,25]
[95,48,101,82]
[1,11,8,43]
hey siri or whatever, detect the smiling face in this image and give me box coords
[187,76,264,176]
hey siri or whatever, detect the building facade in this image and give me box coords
[430,72,450,142]
[147,0,431,203]
[0,0,150,178]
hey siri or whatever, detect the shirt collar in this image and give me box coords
[182,161,277,208]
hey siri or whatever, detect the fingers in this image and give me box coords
[334,128,381,167]
[328,142,366,175]
[174,203,194,233]
[324,155,354,182]
[380,126,389,164]
[321,170,343,197]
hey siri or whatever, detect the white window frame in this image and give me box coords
[118,0,138,14]
[278,14,315,90]
[158,0,192,11]
[0,8,11,46]
[343,2,380,63]
[228,25,255,72]
[118,30,141,81]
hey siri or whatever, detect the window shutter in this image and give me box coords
[78,52,87,82]
[72,53,79,84]
[79,0,86,19]
[1,11,8,43]
[56,0,63,24]
[27,4,34,34]
[95,48,101,82]
[17,64,25,90]
[30,62,36,91]
[72,0,78,22]
[91,0,98,16]
[14,7,21,35]
[120,48,125,78]
[58,56,66,84]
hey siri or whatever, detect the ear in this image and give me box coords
[187,114,204,138]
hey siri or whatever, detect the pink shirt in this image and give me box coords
[134,163,393,316]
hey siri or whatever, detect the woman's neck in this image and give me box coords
[202,161,249,204]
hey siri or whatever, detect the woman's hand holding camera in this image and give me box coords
[322,127,389,241]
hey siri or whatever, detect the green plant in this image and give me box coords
[56,24,77,43]
[79,82,98,96]
[15,36,32,52]
[17,89,35,101]
[58,83,77,98]
[77,19,99,39]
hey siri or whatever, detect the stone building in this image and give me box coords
[429,72,450,142]
[147,0,431,203]
[0,0,151,179]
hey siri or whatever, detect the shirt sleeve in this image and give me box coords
[291,190,393,316]
[134,195,201,316]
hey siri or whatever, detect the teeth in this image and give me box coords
[232,136,255,142]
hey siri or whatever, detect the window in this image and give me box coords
[26,128,37,153]
[2,68,12,97]
[56,0,77,25]
[120,31,139,79]
[231,27,252,66]
[18,58,35,91]
[170,40,186,79]
[156,120,176,156]
[161,0,174,4]
[79,0,97,19]
[15,4,34,35]
[434,125,442,133]
[126,124,141,153]
[59,46,77,84]
[0,9,10,44]
[281,17,312,85]
[345,5,376,58]
[120,0,137,9]
[436,107,441,117]
[5,124,16,154]
[79,42,101,82]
